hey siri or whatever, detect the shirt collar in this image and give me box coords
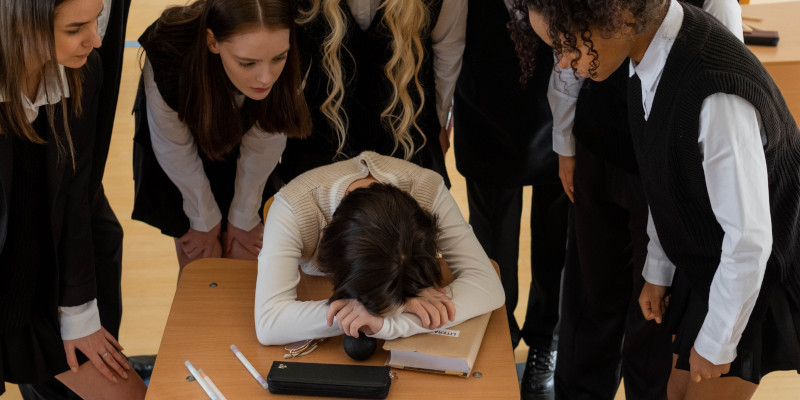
[0,65,70,122]
[628,0,684,93]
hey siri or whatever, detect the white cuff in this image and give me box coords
[694,327,738,365]
[642,258,676,287]
[552,131,576,156]
[59,299,102,341]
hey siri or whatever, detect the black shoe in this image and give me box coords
[520,348,556,400]
[127,354,157,380]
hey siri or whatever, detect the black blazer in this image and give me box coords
[0,52,103,311]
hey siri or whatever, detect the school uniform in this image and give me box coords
[549,1,743,397]
[132,22,286,238]
[277,0,467,187]
[452,0,567,353]
[0,53,103,395]
[629,1,800,382]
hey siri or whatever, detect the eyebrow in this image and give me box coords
[234,48,290,62]
[63,5,104,28]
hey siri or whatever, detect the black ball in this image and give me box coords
[343,333,378,361]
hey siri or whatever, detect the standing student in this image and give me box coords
[525,0,800,399]
[0,0,146,398]
[254,152,505,345]
[276,0,467,187]
[452,1,568,398]
[132,0,311,270]
[511,0,743,398]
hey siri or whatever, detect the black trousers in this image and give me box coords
[555,143,672,400]
[465,180,569,351]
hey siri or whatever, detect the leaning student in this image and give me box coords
[0,0,145,398]
[254,151,505,345]
[524,0,800,398]
[132,0,311,271]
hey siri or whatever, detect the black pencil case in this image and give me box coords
[743,30,780,46]
[266,361,392,399]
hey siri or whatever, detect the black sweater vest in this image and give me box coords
[629,5,800,303]
[279,0,448,185]
[452,0,557,187]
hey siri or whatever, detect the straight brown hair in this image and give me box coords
[0,0,85,167]
[145,0,311,160]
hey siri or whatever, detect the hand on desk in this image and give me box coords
[223,222,264,259]
[327,299,384,337]
[689,347,731,382]
[403,287,455,329]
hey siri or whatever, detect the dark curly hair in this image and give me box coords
[509,0,668,80]
[316,183,443,316]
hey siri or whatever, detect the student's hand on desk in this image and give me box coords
[63,327,130,383]
[638,281,669,324]
[178,222,222,260]
[689,347,730,382]
[224,222,264,256]
[558,155,576,203]
[403,287,455,329]
[326,299,384,337]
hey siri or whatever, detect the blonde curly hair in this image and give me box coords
[298,0,431,160]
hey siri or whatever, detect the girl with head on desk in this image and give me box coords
[275,0,466,188]
[254,152,505,345]
[523,0,800,399]
[132,0,310,271]
[0,0,146,398]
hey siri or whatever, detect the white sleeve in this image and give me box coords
[59,299,102,341]
[547,64,584,157]
[228,127,286,231]
[143,60,222,233]
[254,194,342,345]
[693,93,771,365]
[370,183,506,340]
[431,0,467,127]
[642,210,677,286]
[702,0,744,41]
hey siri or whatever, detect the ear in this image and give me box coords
[206,28,220,54]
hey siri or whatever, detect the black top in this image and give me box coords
[628,5,800,303]
[0,52,102,331]
[452,0,557,187]
[278,0,449,186]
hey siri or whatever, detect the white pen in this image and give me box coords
[185,360,218,400]
[230,344,268,389]
[198,368,227,400]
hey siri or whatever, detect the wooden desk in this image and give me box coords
[145,259,519,399]
[742,2,800,120]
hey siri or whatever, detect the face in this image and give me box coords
[207,27,290,101]
[54,0,103,68]
[528,10,632,81]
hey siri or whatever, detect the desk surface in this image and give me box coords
[145,259,520,399]
[742,2,800,65]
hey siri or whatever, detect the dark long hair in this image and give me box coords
[316,183,443,316]
[510,0,668,80]
[144,0,311,160]
[0,0,84,167]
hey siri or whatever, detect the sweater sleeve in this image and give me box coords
[254,194,342,345]
[370,182,505,340]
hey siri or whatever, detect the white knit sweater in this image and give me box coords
[254,152,505,345]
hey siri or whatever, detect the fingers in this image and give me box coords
[101,347,129,379]
[559,175,574,203]
[442,297,456,321]
[63,343,80,372]
[326,299,348,327]
[407,301,431,328]
[90,353,118,383]
[690,369,703,383]
[103,329,125,352]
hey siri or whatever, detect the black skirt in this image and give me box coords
[668,268,800,384]
[131,80,273,238]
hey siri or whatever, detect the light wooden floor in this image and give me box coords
[3,0,799,398]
